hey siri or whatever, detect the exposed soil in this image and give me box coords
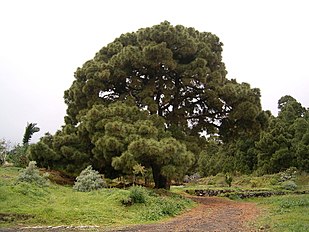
[39,169,75,186]
[110,196,260,232]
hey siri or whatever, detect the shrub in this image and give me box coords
[281,180,298,191]
[279,167,297,182]
[214,173,227,187]
[73,166,106,192]
[129,186,148,203]
[140,193,192,220]
[17,161,48,186]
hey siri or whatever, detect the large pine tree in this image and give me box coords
[31,22,267,188]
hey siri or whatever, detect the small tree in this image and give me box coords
[73,166,106,192]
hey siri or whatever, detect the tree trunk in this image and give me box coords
[152,164,170,190]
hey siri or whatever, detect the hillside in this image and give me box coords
[0,167,193,229]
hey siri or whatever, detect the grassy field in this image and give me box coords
[249,194,309,232]
[0,167,194,229]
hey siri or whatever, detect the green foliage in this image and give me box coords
[278,196,309,209]
[65,21,231,135]
[22,122,40,146]
[252,195,309,232]
[17,161,48,186]
[281,180,297,191]
[141,194,192,221]
[121,186,193,221]
[219,83,268,142]
[182,169,309,193]
[128,186,148,204]
[225,174,233,187]
[1,167,193,227]
[20,20,308,182]
[28,141,60,169]
[256,96,309,174]
[198,140,220,176]
[57,102,193,189]
[198,173,231,187]
[198,95,308,177]
[198,136,262,177]
[7,145,28,167]
[45,21,267,185]
[73,165,106,192]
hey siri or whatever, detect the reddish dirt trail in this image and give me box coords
[112,196,259,232]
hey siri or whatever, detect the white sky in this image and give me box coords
[1,0,308,144]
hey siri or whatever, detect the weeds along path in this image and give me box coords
[112,196,259,232]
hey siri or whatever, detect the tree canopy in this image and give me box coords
[64,21,264,140]
[28,21,280,188]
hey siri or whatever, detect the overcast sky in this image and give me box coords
[1,0,308,145]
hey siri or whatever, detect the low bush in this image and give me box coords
[73,166,106,192]
[281,180,298,191]
[279,167,297,182]
[17,161,48,186]
[129,186,148,203]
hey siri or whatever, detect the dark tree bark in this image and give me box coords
[152,163,170,190]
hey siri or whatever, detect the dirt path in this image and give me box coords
[111,196,259,232]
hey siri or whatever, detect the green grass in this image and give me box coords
[249,194,309,232]
[0,167,194,228]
